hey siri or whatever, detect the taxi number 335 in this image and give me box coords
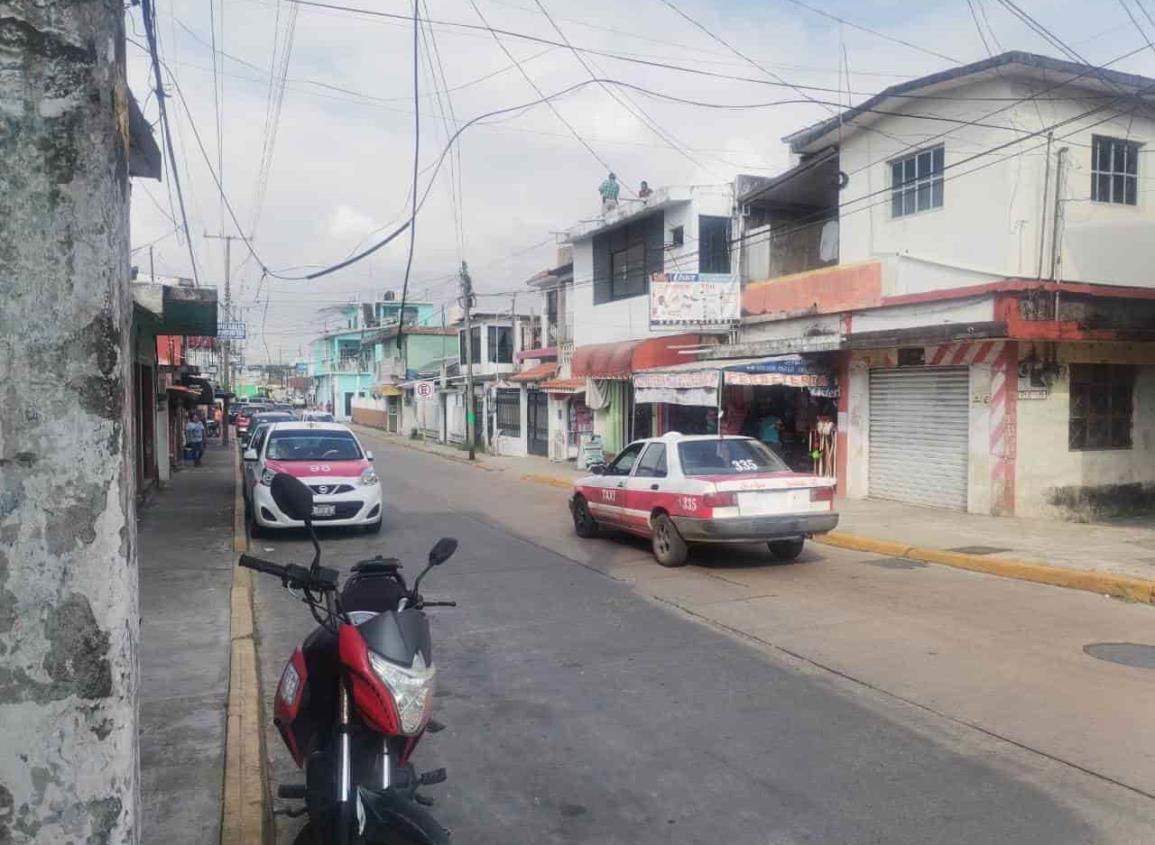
[679,496,698,512]
[730,459,759,471]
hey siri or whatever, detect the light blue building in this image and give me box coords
[309,295,437,420]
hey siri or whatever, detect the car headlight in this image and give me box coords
[260,469,277,486]
[359,467,379,486]
[367,651,435,735]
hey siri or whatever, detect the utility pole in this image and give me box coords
[205,233,242,444]
[1,3,139,841]
[460,261,476,461]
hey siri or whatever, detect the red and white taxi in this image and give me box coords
[570,433,837,567]
[243,422,382,536]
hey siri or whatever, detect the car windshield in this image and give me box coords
[678,439,789,476]
[307,413,334,422]
[253,413,294,423]
[266,431,363,461]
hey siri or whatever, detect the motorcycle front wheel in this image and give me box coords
[290,809,449,845]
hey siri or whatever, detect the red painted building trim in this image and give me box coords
[882,278,1155,309]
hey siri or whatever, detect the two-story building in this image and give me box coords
[308,294,437,420]
[716,51,1155,519]
[564,184,738,456]
[351,323,457,433]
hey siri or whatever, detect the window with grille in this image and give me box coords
[1091,136,1139,206]
[495,389,521,436]
[611,244,647,300]
[1069,364,1134,451]
[890,145,944,218]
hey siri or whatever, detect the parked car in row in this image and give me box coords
[242,422,382,536]
[570,433,838,567]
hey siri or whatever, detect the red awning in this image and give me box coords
[509,362,558,383]
[540,378,585,394]
[571,334,702,379]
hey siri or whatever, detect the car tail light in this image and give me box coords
[703,491,736,508]
[811,486,834,503]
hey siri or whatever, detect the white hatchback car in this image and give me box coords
[243,422,382,535]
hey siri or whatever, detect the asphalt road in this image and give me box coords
[251,435,1155,844]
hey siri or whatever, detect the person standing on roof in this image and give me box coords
[599,172,620,214]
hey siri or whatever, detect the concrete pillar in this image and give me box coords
[0,3,139,843]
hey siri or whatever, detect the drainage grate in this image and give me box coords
[948,545,1011,555]
[864,557,926,570]
[1083,642,1155,669]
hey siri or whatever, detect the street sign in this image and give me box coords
[219,320,246,340]
[415,381,435,399]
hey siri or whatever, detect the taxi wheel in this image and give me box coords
[652,514,688,568]
[768,539,805,562]
[572,496,599,538]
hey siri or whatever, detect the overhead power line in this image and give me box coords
[140,0,199,286]
[465,0,626,188]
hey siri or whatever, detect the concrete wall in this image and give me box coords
[0,3,140,840]
[571,186,735,347]
[836,74,1155,289]
[1015,342,1155,517]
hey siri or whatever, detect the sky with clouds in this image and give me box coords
[126,0,1155,363]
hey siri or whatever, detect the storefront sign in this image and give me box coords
[579,434,605,469]
[634,370,718,390]
[1018,388,1049,400]
[218,320,246,340]
[650,272,739,328]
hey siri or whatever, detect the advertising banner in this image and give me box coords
[650,272,739,328]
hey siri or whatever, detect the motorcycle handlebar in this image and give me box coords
[238,555,339,592]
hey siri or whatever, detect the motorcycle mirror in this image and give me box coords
[270,473,314,523]
[428,537,458,567]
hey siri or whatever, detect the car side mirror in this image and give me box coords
[270,473,314,523]
[590,464,605,475]
[365,450,374,462]
[243,449,258,461]
[428,537,458,566]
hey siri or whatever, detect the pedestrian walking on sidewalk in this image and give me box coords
[186,413,206,466]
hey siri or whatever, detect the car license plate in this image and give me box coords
[312,504,336,517]
[737,490,808,516]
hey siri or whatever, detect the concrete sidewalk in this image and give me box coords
[138,438,235,845]
[360,427,1155,601]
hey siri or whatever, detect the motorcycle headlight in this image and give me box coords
[367,651,435,735]
[260,469,277,486]
[359,467,379,486]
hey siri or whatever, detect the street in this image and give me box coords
[252,432,1155,845]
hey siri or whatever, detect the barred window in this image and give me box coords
[1069,364,1134,451]
[891,145,944,218]
[1091,136,1139,206]
[495,389,521,437]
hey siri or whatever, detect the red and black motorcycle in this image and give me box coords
[240,472,457,844]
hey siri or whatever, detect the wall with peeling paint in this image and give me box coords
[0,2,139,843]
[1016,343,1155,519]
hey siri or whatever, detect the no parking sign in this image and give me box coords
[415,381,435,399]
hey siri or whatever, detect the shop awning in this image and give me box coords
[571,334,701,379]
[509,362,558,383]
[539,378,585,395]
[633,354,838,406]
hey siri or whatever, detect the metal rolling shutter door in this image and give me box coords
[869,368,969,510]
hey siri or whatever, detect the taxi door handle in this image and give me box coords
[650,484,660,491]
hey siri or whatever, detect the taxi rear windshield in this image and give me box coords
[267,431,362,461]
[678,439,789,475]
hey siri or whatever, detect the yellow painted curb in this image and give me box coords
[233,446,248,553]
[222,450,270,844]
[815,532,1155,605]
[521,473,575,491]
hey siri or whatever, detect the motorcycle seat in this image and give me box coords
[352,557,402,574]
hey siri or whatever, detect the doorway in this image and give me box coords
[527,390,549,456]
